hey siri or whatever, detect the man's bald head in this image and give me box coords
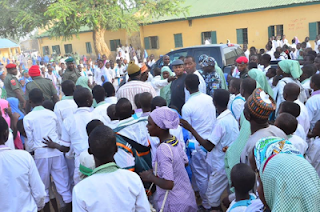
[283,83,300,101]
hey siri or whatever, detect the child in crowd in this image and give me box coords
[23,88,72,212]
[140,107,197,212]
[307,120,320,176]
[106,104,119,129]
[182,74,216,211]
[306,74,320,130]
[283,82,310,134]
[103,82,117,104]
[0,116,46,212]
[266,67,276,87]
[133,93,143,119]
[275,113,308,155]
[300,64,316,98]
[73,125,150,211]
[279,101,306,140]
[54,80,78,137]
[226,163,256,212]
[61,87,94,184]
[92,85,111,125]
[79,120,104,179]
[228,78,245,123]
[42,100,54,111]
[181,89,239,211]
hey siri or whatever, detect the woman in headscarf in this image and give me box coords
[248,68,274,98]
[249,137,320,211]
[274,60,307,113]
[0,99,23,149]
[139,107,197,212]
[7,98,25,120]
[76,76,92,92]
[160,66,174,105]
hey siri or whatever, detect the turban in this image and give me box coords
[236,56,248,64]
[150,106,179,130]
[29,65,41,77]
[247,88,276,119]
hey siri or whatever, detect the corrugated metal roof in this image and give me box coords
[0,38,20,49]
[153,0,320,23]
[37,26,92,38]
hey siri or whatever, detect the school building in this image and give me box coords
[37,0,320,59]
[0,38,21,59]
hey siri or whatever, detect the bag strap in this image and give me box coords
[116,133,150,153]
[159,143,173,212]
[32,80,46,94]
[231,96,245,118]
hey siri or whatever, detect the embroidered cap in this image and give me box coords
[247,88,276,119]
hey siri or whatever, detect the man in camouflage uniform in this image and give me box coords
[62,57,81,84]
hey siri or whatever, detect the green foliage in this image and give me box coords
[0,0,188,40]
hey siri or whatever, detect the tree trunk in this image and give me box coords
[93,26,111,59]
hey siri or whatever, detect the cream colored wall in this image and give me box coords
[0,47,21,58]
[39,32,94,56]
[140,4,320,58]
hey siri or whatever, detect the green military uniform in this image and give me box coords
[62,68,81,84]
[25,76,57,101]
[62,57,81,84]
[3,73,23,98]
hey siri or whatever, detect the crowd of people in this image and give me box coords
[0,34,320,212]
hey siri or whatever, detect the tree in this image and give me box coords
[0,0,188,57]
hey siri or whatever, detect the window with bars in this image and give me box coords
[42,46,50,55]
[144,36,159,49]
[201,31,217,44]
[64,44,73,54]
[268,25,284,38]
[86,42,92,54]
[174,33,183,48]
[236,28,248,44]
[52,45,60,55]
[110,39,120,52]
[309,22,320,40]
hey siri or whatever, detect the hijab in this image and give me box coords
[0,99,11,126]
[7,98,24,120]
[248,68,274,98]
[76,76,91,92]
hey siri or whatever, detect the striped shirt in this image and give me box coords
[116,80,157,109]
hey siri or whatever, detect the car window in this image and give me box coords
[192,48,221,69]
[223,46,244,66]
[168,51,188,62]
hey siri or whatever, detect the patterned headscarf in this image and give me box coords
[254,136,302,171]
[149,106,179,129]
[261,154,320,211]
[199,55,216,68]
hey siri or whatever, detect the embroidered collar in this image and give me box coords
[164,136,178,146]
